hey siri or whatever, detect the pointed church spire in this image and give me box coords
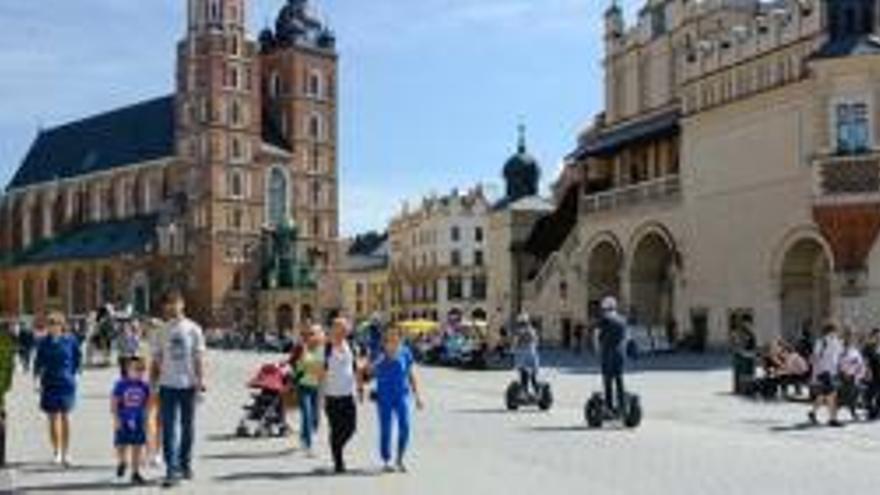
[517,119,527,154]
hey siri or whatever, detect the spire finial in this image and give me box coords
[517,118,526,154]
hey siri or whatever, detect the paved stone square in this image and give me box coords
[3,350,880,494]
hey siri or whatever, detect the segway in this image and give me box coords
[584,391,642,429]
[505,380,553,411]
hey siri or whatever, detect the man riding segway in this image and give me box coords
[585,297,642,428]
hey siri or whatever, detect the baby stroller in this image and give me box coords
[236,362,292,438]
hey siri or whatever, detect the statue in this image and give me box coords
[261,218,317,291]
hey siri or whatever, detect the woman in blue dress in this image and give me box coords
[34,312,81,466]
[370,327,424,473]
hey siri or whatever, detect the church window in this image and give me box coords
[836,102,870,154]
[307,70,322,97]
[267,167,289,226]
[311,180,321,206]
[308,113,323,141]
[270,72,281,98]
[230,100,241,126]
[228,170,244,198]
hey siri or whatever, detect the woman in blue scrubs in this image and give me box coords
[371,327,424,473]
[34,312,81,466]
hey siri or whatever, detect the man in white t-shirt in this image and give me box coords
[150,289,206,487]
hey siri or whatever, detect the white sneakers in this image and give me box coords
[52,451,71,467]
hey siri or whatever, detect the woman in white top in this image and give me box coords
[809,321,844,427]
[322,317,364,474]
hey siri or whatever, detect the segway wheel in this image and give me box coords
[537,383,554,411]
[623,394,642,429]
[235,423,249,438]
[505,382,521,411]
[585,394,604,428]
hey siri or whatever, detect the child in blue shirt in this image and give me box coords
[112,356,150,485]
[371,327,424,473]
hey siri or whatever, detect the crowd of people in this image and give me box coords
[0,288,428,489]
[734,319,880,426]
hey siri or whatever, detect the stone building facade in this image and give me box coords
[0,0,341,330]
[388,187,490,324]
[523,0,880,347]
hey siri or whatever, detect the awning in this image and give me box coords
[12,215,157,267]
[569,109,680,160]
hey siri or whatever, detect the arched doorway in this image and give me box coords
[100,266,115,306]
[779,238,831,342]
[276,304,294,335]
[629,231,678,331]
[130,271,150,316]
[21,275,35,315]
[71,269,88,315]
[300,304,313,324]
[471,308,487,322]
[586,238,622,318]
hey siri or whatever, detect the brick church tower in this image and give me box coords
[173,0,340,329]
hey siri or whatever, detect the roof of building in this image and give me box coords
[568,109,680,160]
[493,194,554,212]
[344,238,389,273]
[524,187,579,268]
[814,34,880,59]
[347,231,389,256]
[10,215,158,267]
[8,96,176,191]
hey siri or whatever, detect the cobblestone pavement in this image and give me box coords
[3,350,880,494]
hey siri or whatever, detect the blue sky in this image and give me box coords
[0,0,641,235]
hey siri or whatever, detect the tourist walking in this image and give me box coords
[33,312,82,466]
[112,356,150,485]
[0,323,15,467]
[323,317,363,474]
[295,324,325,456]
[862,329,880,420]
[17,321,34,373]
[117,320,143,377]
[371,327,423,473]
[838,328,866,421]
[150,290,207,488]
[597,297,627,413]
[809,321,844,427]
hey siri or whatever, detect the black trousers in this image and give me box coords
[324,396,356,472]
[519,368,538,395]
[603,372,625,413]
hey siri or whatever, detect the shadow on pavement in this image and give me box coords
[554,351,731,376]
[769,422,821,433]
[14,463,113,475]
[202,447,296,461]
[524,425,630,433]
[214,467,383,482]
[206,433,244,443]
[452,407,543,415]
[16,479,160,493]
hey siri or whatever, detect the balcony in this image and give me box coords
[813,152,880,204]
[581,174,682,214]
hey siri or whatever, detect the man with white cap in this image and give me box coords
[513,313,540,397]
[597,297,627,413]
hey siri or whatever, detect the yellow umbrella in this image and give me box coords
[397,320,439,336]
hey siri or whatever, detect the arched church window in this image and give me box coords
[47,271,60,299]
[268,168,289,226]
[270,72,281,98]
[308,114,323,141]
